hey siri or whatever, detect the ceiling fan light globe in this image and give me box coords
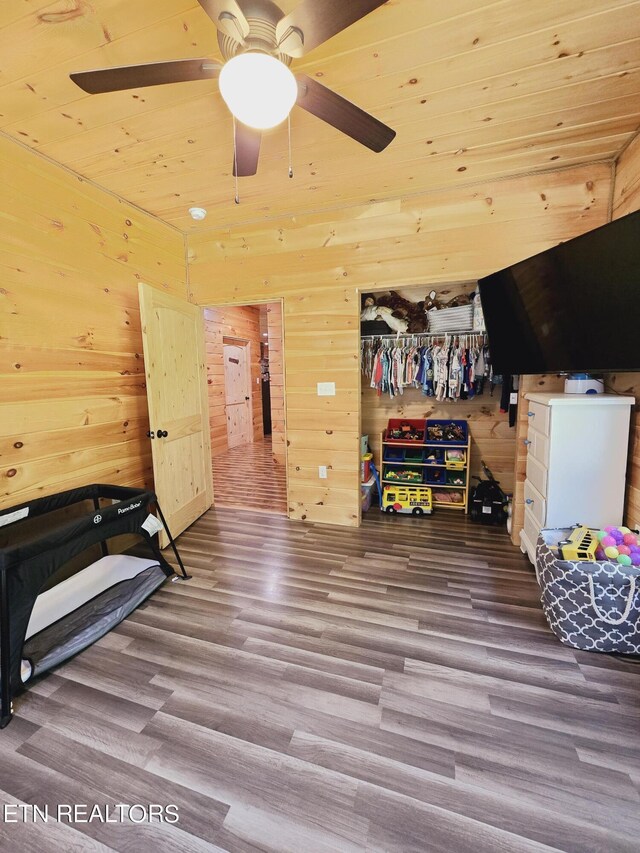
[219,53,297,130]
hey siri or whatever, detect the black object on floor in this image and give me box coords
[469,462,508,525]
[0,483,186,729]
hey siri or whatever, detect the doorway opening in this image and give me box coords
[204,301,287,515]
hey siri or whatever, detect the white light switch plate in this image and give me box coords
[319,465,328,479]
[317,382,336,396]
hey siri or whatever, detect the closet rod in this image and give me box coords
[360,331,487,340]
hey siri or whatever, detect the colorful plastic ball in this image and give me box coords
[618,545,631,557]
[597,530,608,541]
[617,554,632,566]
[623,533,638,546]
[604,526,616,533]
[612,530,625,544]
[619,527,631,534]
[631,553,640,567]
[604,546,620,559]
[595,547,606,560]
[601,535,616,548]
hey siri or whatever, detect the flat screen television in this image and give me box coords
[477,209,640,374]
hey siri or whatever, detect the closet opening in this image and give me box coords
[204,300,288,516]
[359,282,515,526]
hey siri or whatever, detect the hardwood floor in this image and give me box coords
[212,436,287,515]
[3,508,640,851]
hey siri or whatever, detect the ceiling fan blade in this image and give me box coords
[296,75,395,153]
[70,59,221,94]
[233,123,262,177]
[196,0,250,41]
[276,0,388,57]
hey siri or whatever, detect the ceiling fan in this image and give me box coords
[70,0,396,178]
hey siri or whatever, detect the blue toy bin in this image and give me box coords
[425,419,468,445]
[424,469,445,486]
[423,448,445,466]
[383,446,405,463]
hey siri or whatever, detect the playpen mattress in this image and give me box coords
[20,556,166,682]
[25,554,159,640]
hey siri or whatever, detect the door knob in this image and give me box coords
[147,431,155,439]
[245,396,250,401]
[523,439,531,446]
[157,429,169,438]
[525,498,534,505]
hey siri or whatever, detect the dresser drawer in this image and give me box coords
[526,453,548,498]
[523,506,542,559]
[524,479,546,528]
[525,400,550,436]
[525,427,549,465]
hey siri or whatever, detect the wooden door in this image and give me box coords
[224,342,252,448]
[138,284,213,547]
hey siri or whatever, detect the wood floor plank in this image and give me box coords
[212,437,287,515]
[0,787,111,852]
[1,506,639,851]
[287,731,633,853]
[19,728,230,842]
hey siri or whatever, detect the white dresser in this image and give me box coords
[520,393,634,564]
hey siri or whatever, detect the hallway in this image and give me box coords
[212,436,287,515]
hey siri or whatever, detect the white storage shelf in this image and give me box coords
[519,393,634,565]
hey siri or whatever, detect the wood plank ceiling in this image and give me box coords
[1,0,639,231]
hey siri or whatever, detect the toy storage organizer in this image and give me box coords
[380,419,471,511]
[0,484,188,729]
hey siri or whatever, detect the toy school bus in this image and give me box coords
[382,485,433,516]
[555,525,598,561]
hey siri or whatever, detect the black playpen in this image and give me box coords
[0,483,188,728]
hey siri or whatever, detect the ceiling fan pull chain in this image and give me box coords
[233,116,240,204]
[288,114,294,179]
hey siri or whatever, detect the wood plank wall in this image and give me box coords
[203,305,264,457]
[361,281,516,494]
[0,137,187,509]
[266,302,286,466]
[188,163,612,527]
[607,132,640,529]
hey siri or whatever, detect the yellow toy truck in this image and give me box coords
[555,525,599,561]
[382,485,433,516]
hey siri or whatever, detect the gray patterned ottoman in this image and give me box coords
[536,529,640,654]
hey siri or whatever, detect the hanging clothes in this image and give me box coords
[361,334,491,402]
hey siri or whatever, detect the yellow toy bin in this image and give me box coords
[382,485,433,516]
[445,449,466,470]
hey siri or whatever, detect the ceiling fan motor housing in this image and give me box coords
[217,0,294,64]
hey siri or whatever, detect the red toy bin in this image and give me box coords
[384,419,427,443]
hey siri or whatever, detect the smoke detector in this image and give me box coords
[188,207,207,221]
